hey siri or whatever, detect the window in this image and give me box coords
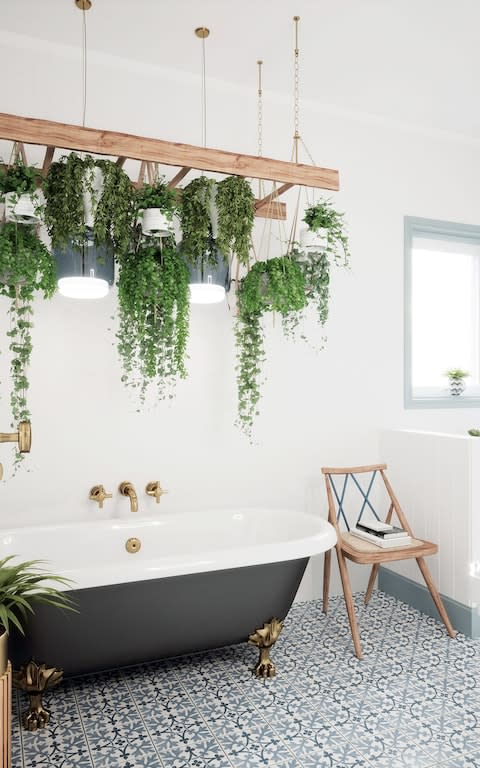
[405,216,480,408]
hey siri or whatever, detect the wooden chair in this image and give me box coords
[321,463,456,659]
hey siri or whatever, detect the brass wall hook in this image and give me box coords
[146,481,168,504]
[89,484,112,509]
[0,421,31,453]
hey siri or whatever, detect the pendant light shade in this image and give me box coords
[187,253,230,305]
[54,234,114,299]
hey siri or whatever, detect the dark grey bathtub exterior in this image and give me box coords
[11,558,308,677]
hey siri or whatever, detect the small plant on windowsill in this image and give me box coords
[445,368,469,396]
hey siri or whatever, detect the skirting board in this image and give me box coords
[378,566,480,639]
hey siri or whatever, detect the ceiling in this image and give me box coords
[2,0,480,141]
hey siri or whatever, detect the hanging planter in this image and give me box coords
[116,237,190,400]
[0,222,56,467]
[43,152,135,255]
[179,175,255,303]
[235,256,307,439]
[135,178,177,237]
[0,159,42,225]
[302,198,350,266]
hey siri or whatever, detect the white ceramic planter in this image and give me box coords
[4,191,41,225]
[141,208,174,237]
[83,166,104,228]
[300,227,328,251]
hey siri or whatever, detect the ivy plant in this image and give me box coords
[135,178,178,219]
[0,223,56,466]
[235,256,307,438]
[116,237,190,401]
[216,175,255,266]
[43,153,135,255]
[0,159,41,196]
[303,198,350,267]
[179,176,218,266]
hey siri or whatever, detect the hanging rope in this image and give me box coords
[81,7,88,128]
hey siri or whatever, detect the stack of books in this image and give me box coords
[350,519,412,548]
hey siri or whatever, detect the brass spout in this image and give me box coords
[119,481,138,513]
[0,421,31,453]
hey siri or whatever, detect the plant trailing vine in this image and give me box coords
[0,222,56,466]
[235,256,307,438]
[43,153,135,254]
[303,197,350,267]
[216,175,255,266]
[116,236,190,401]
[179,176,218,266]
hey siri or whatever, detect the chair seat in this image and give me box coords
[341,532,438,564]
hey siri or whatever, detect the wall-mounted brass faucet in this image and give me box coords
[119,481,138,513]
[0,421,31,453]
[89,485,113,509]
[146,481,168,504]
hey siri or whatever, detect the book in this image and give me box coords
[350,527,412,548]
[356,521,408,539]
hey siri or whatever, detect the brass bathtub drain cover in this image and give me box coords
[125,537,141,554]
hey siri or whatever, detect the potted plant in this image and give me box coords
[0,223,56,466]
[116,236,190,400]
[0,555,75,663]
[300,198,350,266]
[216,175,255,266]
[235,255,307,438]
[135,178,178,237]
[445,368,469,396]
[0,159,42,225]
[43,152,135,255]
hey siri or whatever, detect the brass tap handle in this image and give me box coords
[89,485,113,509]
[146,481,168,504]
[0,421,31,453]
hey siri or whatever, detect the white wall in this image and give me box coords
[1,16,480,602]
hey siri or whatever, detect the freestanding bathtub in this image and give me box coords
[0,508,336,677]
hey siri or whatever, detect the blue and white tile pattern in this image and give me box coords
[13,591,480,767]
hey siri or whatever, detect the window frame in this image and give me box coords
[404,215,480,409]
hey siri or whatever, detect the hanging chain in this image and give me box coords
[293,15,300,164]
[257,60,263,158]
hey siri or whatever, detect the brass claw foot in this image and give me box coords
[13,659,63,731]
[248,617,283,678]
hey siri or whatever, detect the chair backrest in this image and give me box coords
[321,464,413,536]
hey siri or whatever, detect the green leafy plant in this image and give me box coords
[43,153,135,255]
[445,368,469,380]
[116,237,190,400]
[303,198,350,266]
[135,178,178,219]
[179,176,218,266]
[0,555,75,636]
[0,159,41,196]
[0,223,56,465]
[468,429,480,437]
[290,244,331,327]
[216,175,255,266]
[235,256,307,438]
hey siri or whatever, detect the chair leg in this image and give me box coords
[335,546,363,659]
[365,564,379,605]
[323,549,331,614]
[416,557,456,638]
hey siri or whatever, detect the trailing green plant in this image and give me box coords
[290,244,331,327]
[235,256,307,438]
[0,223,56,464]
[43,153,135,255]
[0,555,76,636]
[445,368,469,380]
[216,175,255,266]
[303,198,350,267]
[0,159,41,196]
[135,178,178,219]
[116,237,190,400]
[179,176,218,266]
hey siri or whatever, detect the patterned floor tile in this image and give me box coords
[11,591,480,768]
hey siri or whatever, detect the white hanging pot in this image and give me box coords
[300,227,329,252]
[4,191,41,224]
[141,208,174,237]
[83,166,104,228]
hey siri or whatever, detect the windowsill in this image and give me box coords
[405,389,480,409]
